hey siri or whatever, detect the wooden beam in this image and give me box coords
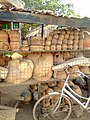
[0,10,90,28]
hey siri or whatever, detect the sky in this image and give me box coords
[62,0,90,17]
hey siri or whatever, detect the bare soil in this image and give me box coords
[15,101,90,120]
[0,85,90,120]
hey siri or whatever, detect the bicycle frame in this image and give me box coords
[50,70,90,112]
[64,75,90,110]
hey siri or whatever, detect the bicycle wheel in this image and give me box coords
[33,93,71,120]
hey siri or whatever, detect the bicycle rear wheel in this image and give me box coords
[33,93,71,120]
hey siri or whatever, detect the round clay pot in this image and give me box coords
[10,42,20,50]
[0,30,8,42]
[9,30,20,42]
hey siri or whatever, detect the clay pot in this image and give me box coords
[9,30,20,42]
[10,42,20,50]
[20,46,29,51]
[56,44,61,50]
[45,45,50,50]
[53,34,59,40]
[0,42,10,50]
[46,36,52,41]
[0,30,8,42]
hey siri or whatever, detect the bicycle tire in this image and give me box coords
[33,93,71,120]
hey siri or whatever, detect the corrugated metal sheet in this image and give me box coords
[0,0,25,9]
[0,9,90,28]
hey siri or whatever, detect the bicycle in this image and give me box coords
[33,65,90,120]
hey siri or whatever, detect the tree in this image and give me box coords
[23,0,79,17]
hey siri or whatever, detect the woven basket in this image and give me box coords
[0,42,10,50]
[0,66,8,79]
[30,36,44,45]
[30,45,44,51]
[10,42,20,50]
[9,30,20,42]
[0,30,8,42]
[27,53,53,81]
[20,46,29,51]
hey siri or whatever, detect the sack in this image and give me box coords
[6,59,34,84]
[27,53,53,81]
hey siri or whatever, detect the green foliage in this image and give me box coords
[21,23,40,39]
[23,0,79,16]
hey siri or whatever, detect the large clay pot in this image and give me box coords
[9,30,20,42]
[10,42,20,50]
[0,42,10,50]
[0,30,8,42]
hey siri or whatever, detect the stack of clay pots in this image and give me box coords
[44,28,84,51]
[30,81,64,101]
[30,80,82,109]
[83,31,90,49]
[20,40,29,51]
[9,30,20,51]
[0,30,10,50]
[29,36,44,51]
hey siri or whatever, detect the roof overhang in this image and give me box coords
[0,0,25,9]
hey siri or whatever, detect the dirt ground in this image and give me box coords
[15,101,90,120]
[0,85,90,120]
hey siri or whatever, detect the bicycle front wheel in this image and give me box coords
[33,93,71,120]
